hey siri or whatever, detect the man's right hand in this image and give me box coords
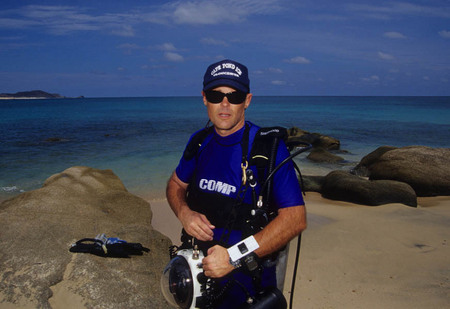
[179,207,215,241]
[167,171,215,242]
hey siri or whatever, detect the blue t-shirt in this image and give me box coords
[175,121,303,307]
[176,121,304,210]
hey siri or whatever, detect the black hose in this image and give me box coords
[257,142,311,309]
[259,143,312,197]
[289,233,302,309]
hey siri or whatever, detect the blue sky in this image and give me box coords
[0,0,449,97]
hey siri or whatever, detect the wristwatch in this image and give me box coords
[242,252,259,271]
[229,257,242,269]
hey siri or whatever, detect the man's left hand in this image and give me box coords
[202,245,234,278]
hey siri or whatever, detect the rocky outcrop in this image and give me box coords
[353,146,450,196]
[0,166,172,308]
[352,146,398,177]
[307,148,345,163]
[321,171,417,207]
[302,175,324,193]
[287,127,340,150]
[0,90,63,99]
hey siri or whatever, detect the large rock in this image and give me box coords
[359,146,450,196]
[307,148,345,163]
[352,146,398,177]
[302,175,324,192]
[321,171,417,207]
[0,166,173,308]
[288,127,340,150]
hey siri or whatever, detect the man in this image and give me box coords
[166,59,306,307]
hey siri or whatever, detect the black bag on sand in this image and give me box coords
[69,234,149,258]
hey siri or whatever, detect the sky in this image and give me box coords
[0,0,449,97]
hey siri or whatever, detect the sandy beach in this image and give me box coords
[150,192,450,308]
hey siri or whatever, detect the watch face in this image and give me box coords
[244,254,259,271]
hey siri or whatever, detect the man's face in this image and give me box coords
[202,86,252,137]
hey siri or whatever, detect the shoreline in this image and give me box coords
[148,193,450,308]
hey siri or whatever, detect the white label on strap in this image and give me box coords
[227,235,259,262]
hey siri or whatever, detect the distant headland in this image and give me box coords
[0,90,84,99]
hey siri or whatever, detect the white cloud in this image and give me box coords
[269,67,283,73]
[172,2,235,24]
[200,38,228,46]
[0,17,41,29]
[117,43,140,54]
[284,56,311,64]
[158,43,177,51]
[0,5,136,37]
[378,51,395,60]
[362,75,380,82]
[383,31,406,39]
[164,52,184,62]
[438,30,450,38]
[347,2,450,19]
[169,0,283,25]
[111,24,135,37]
[271,80,286,85]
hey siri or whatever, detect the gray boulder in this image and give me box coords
[361,146,450,196]
[321,171,417,207]
[288,127,340,150]
[307,148,345,163]
[0,166,173,308]
[302,175,324,192]
[352,146,398,177]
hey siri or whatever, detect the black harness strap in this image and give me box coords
[219,123,251,244]
[182,125,214,161]
[249,127,287,214]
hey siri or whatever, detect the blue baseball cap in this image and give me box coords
[203,59,250,93]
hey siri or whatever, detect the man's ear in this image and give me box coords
[244,93,252,109]
[202,91,208,106]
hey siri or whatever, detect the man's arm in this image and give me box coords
[166,171,215,242]
[253,205,306,257]
[202,204,306,278]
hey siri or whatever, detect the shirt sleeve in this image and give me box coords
[175,135,198,184]
[175,128,210,184]
[271,139,305,208]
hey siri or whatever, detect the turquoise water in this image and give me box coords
[1,96,449,201]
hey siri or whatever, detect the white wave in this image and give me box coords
[1,186,24,193]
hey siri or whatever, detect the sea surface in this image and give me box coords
[1,96,449,201]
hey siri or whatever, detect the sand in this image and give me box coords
[150,193,450,309]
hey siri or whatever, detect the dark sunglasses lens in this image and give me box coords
[205,91,224,103]
[205,90,247,104]
[227,92,247,104]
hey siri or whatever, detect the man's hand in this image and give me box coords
[179,207,215,242]
[202,245,235,278]
[167,172,215,242]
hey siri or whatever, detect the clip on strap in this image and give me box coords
[241,161,248,185]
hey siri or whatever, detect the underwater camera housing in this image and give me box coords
[161,247,287,309]
[161,248,205,309]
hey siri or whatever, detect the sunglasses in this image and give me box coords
[204,90,248,104]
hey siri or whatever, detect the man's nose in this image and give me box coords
[220,95,231,106]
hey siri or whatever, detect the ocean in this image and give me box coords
[1,96,449,201]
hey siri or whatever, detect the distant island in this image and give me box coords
[0,90,84,99]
